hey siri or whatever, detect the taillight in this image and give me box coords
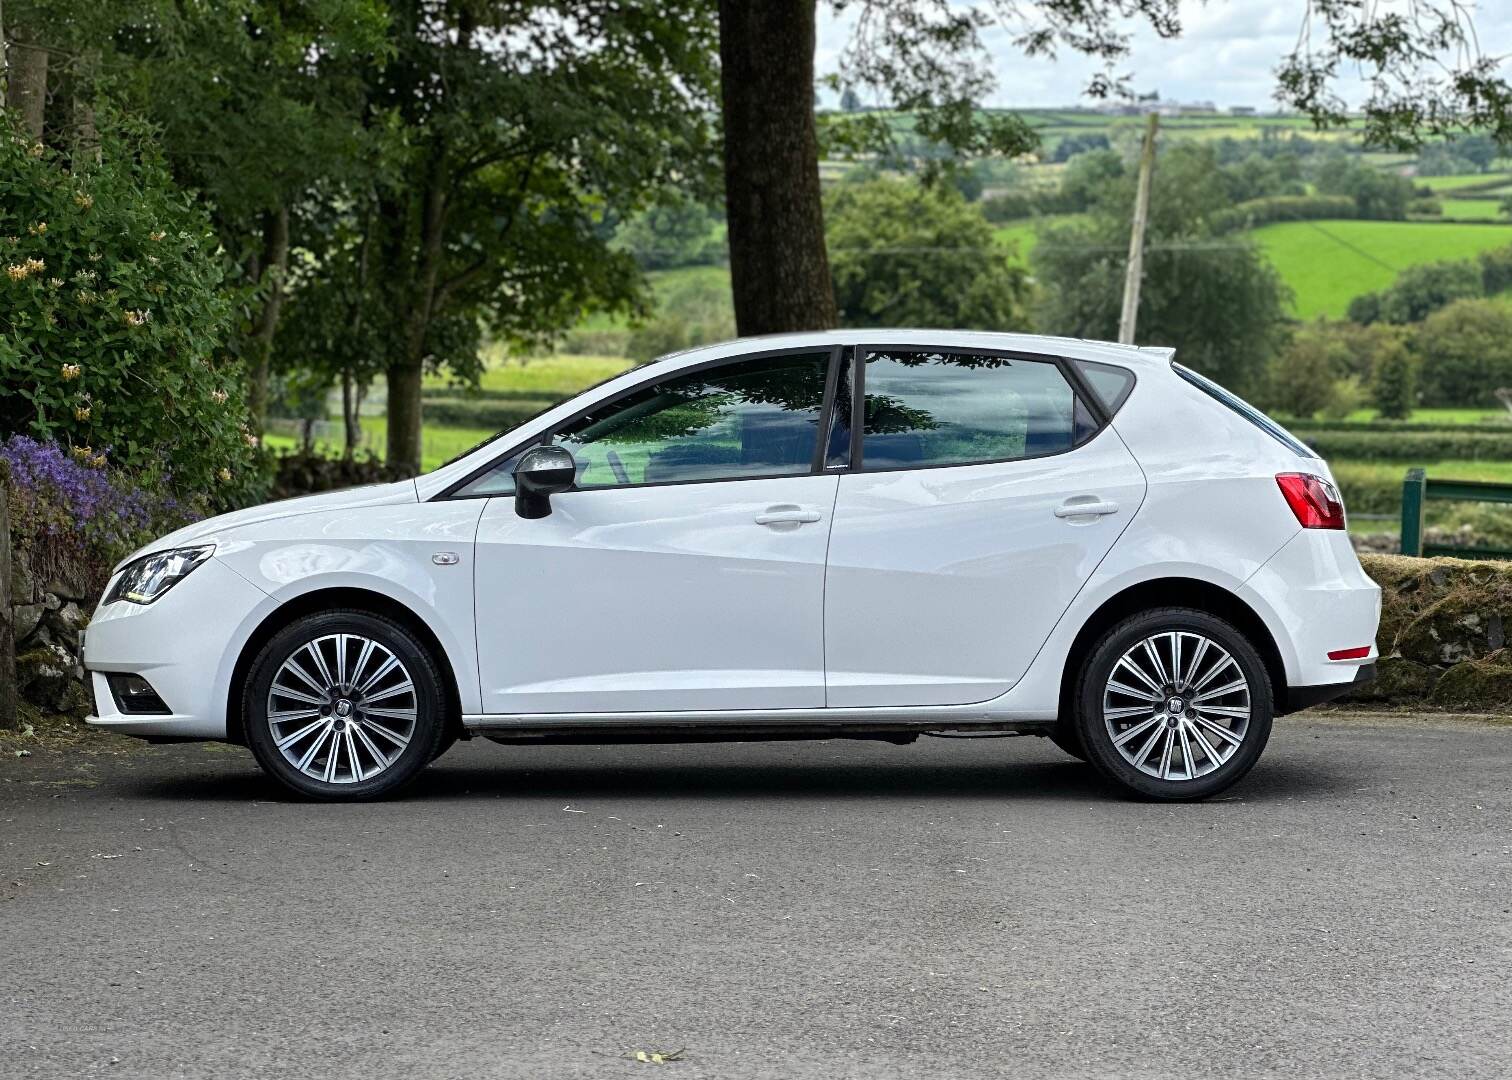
[1276,473,1346,530]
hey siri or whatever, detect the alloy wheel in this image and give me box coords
[265,633,418,784]
[1102,630,1251,782]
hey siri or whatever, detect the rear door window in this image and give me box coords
[859,350,1098,470]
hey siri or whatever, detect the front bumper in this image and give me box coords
[83,558,271,740]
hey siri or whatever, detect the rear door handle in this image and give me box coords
[1054,500,1119,519]
[756,505,823,526]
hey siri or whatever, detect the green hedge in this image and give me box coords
[1211,194,1357,234]
[1304,430,1512,461]
[1288,420,1512,435]
[420,397,556,430]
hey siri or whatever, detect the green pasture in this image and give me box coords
[1252,219,1512,319]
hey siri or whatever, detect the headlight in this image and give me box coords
[105,545,215,605]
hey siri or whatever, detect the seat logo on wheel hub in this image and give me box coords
[334,699,354,719]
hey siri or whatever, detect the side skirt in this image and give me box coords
[463,707,1055,746]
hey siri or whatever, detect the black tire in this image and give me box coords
[243,610,448,801]
[1074,607,1273,801]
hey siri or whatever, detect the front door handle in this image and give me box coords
[1054,499,1119,519]
[756,505,823,526]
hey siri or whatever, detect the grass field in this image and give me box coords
[1252,219,1512,319]
[1436,198,1509,221]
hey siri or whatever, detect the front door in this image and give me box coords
[823,348,1147,708]
[467,348,841,715]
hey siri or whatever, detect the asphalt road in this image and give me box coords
[2,715,1511,1080]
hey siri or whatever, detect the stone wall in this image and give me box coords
[11,559,93,718]
[1349,554,1512,711]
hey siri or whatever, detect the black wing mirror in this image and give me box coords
[513,445,577,519]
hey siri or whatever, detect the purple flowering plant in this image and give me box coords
[1,434,198,599]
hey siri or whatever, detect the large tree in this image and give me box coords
[718,0,1512,337]
[328,0,720,474]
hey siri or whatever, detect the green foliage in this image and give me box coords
[1032,143,1291,394]
[1349,259,1485,325]
[1211,194,1358,233]
[614,197,726,272]
[1414,299,1512,407]
[0,117,261,502]
[1371,342,1418,420]
[827,179,1031,331]
[1313,153,1415,219]
[1259,333,1349,420]
[625,272,736,363]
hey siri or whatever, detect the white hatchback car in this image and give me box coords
[84,331,1379,800]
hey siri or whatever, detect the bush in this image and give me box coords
[2,434,196,598]
[270,451,410,501]
[1371,340,1417,420]
[1210,194,1357,234]
[1259,334,1347,419]
[0,116,261,504]
[1414,299,1512,407]
[1378,261,1484,325]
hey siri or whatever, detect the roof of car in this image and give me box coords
[650,330,1175,372]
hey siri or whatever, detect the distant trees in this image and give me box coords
[715,0,1512,337]
[1415,301,1512,408]
[1348,246,1512,326]
[1032,143,1291,394]
[827,179,1031,330]
[1313,154,1416,220]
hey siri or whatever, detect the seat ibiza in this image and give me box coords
[84,331,1379,800]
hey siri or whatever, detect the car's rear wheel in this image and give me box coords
[1074,607,1272,801]
[243,610,447,800]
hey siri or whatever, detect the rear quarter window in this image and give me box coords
[1172,362,1316,458]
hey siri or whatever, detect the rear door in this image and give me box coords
[822,348,1146,708]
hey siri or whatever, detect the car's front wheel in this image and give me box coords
[243,610,447,800]
[1074,607,1273,801]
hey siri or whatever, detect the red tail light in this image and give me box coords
[1276,473,1346,530]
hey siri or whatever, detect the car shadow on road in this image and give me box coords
[131,745,1345,805]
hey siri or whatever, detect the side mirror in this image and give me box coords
[513,445,577,519]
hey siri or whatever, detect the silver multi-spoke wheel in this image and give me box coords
[1102,630,1251,782]
[266,634,418,785]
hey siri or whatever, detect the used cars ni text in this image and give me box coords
[84,331,1380,800]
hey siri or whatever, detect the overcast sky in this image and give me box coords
[815,2,1512,110]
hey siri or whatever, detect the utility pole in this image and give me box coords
[1118,112,1159,345]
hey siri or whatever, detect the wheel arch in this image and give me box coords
[225,587,465,747]
[1057,577,1291,724]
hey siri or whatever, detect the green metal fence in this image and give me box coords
[1400,467,1512,560]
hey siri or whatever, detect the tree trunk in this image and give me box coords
[0,463,16,732]
[718,0,836,335]
[5,21,48,141]
[385,361,423,475]
[341,370,365,458]
[384,167,448,476]
[248,208,290,434]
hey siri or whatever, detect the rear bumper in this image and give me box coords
[1240,528,1381,695]
[1281,662,1376,714]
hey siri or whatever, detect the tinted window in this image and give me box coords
[859,351,1097,470]
[455,351,832,496]
[1074,360,1136,414]
[1172,362,1316,458]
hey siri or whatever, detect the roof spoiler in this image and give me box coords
[1138,346,1176,362]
